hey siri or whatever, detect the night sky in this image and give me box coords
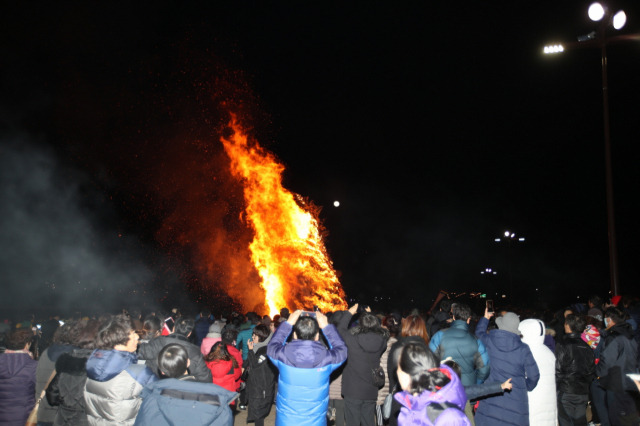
[2,1,640,317]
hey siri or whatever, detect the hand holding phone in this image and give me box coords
[486,300,494,313]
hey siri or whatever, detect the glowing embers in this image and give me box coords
[221,116,347,316]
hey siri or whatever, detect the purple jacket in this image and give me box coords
[394,364,470,426]
[0,351,38,426]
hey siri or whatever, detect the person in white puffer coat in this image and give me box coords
[519,318,557,426]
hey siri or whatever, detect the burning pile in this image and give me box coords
[221,116,347,316]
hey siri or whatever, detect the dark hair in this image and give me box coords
[441,359,462,378]
[439,300,452,313]
[452,303,472,322]
[350,313,390,339]
[222,328,238,346]
[201,309,211,318]
[246,312,261,325]
[398,343,450,395]
[76,319,100,349]
[401,315,429,344]
[158,343,189,378]
[142,315,163,340]
[564,314,586,334]
[7,329,33,350]
[95,314,133,350]
[205,342,238,368]
[53,320,81,345]
[604,307,625,325]
[294,316,319,340]
[384,315,401,337]
[589,295,602,307]
[174,317,194,336]
[252,324,270,342]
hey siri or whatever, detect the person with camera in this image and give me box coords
[336,303,389,426]
[267,309,347,426]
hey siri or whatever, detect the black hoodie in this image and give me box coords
[596,322,638,392]
[337,311,389,400]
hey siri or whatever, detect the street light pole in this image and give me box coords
[543,2,634,296]
[599,29,620,297]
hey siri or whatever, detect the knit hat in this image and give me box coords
[206,321,223,338]
[495,312,520,334]
[581,324,600,349]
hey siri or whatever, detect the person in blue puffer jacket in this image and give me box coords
[267,309,347,426]
[84,315,157,425]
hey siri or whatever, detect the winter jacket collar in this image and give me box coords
[487,329,523,352]
[450,320,469,331]
[86,349,137,382]
[353,331,387,353]
[46,343,75,362]
[252,331,273,353]
[608,322,634,339]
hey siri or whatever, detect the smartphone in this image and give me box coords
[165,317,175,331]
[301,311,316,318]
[313,305,319,312]
[36,324,42,330]
[486,300,494,313]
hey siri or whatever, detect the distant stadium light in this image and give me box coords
[544,44,565,54]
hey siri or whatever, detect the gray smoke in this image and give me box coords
[0,135,153,319]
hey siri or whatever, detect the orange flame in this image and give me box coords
[221,116,347,316]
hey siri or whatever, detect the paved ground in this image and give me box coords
[233,405,276,426]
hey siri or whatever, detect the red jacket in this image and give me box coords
[206,358,241,393]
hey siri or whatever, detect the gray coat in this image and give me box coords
[84,349,157,425]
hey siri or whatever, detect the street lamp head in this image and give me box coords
[613,10,626,30]
[504,231,510,237]
[543,44,565,54]
[588,2,605,22]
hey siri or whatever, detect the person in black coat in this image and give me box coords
[244,324,278,426]
[337,304,389,426]
[555,314,595,426]
[137,317,212,382]
[48,319,101,426]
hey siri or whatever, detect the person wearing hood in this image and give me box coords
[267,309,347,426]
[474,309,539,426]
[244,324,277,426]
[336,304,389,426]
[0,329,37,426]
[84,314,157,425]
[394,343,469,425]
[519,318,557,426]
[134,343,235,426]
[595,307,639,426]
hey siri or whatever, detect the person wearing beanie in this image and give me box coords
[200,321,224,356]
[474,309,540,426]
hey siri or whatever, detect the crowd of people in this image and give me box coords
[1,294,639,426]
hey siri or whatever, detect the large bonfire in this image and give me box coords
[220,115,347,316]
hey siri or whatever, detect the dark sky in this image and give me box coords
[2,1,640,317]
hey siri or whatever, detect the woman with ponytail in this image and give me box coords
[394,343,469,425]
